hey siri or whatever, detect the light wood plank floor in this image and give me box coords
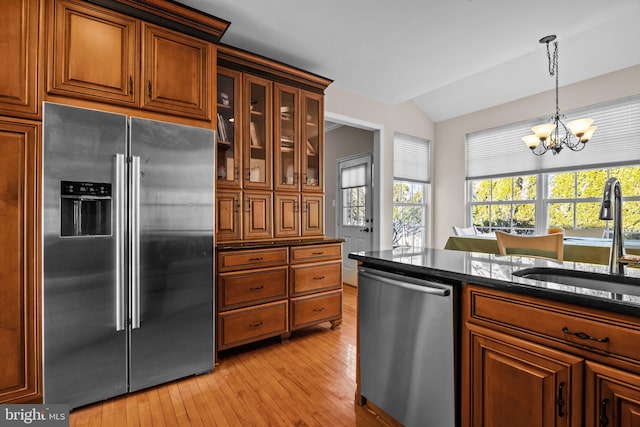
[69,285,388,426]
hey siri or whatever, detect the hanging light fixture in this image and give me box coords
[522,35,597,155]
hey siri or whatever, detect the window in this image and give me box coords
[466,95,640,239]
[341,164,366,227]
[547,166,640,239]
[393,133,430,248]
[469,175,537,235]
[393,181,427,247]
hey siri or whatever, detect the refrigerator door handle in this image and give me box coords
[115,154,126,331]
[131,155,141,329]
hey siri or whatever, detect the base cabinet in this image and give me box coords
[463,284,640,427]
[467,325,583,427]
[585,361,640,427]
[216,242,342,358]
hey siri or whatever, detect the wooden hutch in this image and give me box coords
[214,45,342,359]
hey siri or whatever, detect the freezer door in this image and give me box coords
[128,118,214,391]
[42,103,128,408]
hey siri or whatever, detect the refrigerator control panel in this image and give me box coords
[61,181,112,198]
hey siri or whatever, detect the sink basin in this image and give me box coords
[513,267,640,296]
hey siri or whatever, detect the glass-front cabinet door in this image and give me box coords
[302,91,323,192]
[216,68,241,188]
[274,83,299,191]
[243,75,272,190]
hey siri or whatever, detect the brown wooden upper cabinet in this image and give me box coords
[0,0,42,119]
[48,0,212,120]
[301,92,323,192]
[243,75,272,190]
[216,67,242,189]
[274,83,300,191]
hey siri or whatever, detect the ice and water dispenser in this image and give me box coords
[60,181,112,237]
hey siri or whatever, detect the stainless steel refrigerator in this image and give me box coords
[42,102,215,409]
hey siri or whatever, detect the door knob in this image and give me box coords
[360,227,370,232]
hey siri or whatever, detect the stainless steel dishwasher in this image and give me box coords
[358,266,457,427]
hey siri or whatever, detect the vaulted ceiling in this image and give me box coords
[181,0,640,122]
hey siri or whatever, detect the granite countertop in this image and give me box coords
[348,248,640,317]
[217,237,344,251]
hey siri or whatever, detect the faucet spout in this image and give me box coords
[599,177,625,274]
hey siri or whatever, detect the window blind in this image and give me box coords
[466,95,640,179]
[340,164,366,189]
[394,132,430,183]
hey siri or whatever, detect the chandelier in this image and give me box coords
[522,35,597,155]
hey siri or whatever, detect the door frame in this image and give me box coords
[325,111,382,250]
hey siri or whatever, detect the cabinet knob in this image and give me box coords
[147,80,152,98]
[129,76,133,94]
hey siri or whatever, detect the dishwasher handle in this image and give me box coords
[359,268,451,297]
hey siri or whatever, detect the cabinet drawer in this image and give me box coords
[218,247,288,272]
[218,267,288,311]
[290,243,342,264]
[217,301,288,350]
[291,290,342,331]
[290,261,342,297]
[467,285,640,364]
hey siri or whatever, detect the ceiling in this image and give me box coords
[181,0,640,122]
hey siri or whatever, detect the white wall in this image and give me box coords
[324,86,434,250]
[324,125,374,237]
[433,64,640,248]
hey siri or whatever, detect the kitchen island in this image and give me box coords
[349,248,640,427]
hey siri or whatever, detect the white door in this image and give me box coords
[337,154,373,285]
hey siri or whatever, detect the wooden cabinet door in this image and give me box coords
[0,0,41,118]
[243,74,272,190]
[274,83,299,191]
[216,190,241,242]
[301,91,323,192]
[48,0,138,106]
[142,23,211,119]
[301,194,323,237]
[243,191,273,240]
[216,67,242,189]
[585,361,640,427]
[0,118,40,403]
[466,325,583,427]
[274,193,300,238]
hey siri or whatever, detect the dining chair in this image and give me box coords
[452,225,477,236]
[495,231,564,261]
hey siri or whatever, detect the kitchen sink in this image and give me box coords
[513,267,640,296]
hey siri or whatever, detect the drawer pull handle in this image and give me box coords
[249,321,264,328]
[312,251,324,255]
[556,382,565,417]
[250,285,264,291]
[313,307,325,312]
[600,398,609,427]
[249,257,264,261]
[562,327,610,343]
[313,276,325,280]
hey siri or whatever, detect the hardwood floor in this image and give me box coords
[69,285,388,426]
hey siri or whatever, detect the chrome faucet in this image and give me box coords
[599,177,625,274]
